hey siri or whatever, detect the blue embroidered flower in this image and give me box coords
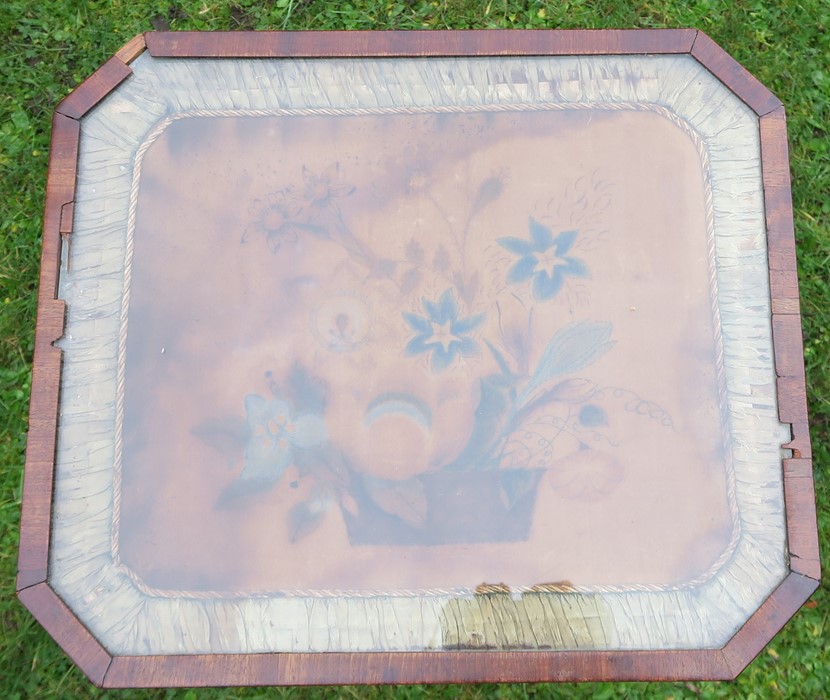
[403,289,484,372]
[498,218,589,300]
[241,394,326,483]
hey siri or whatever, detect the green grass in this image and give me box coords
[1,0,828,697]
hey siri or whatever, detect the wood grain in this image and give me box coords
[690,32,782,116]
[59,201,74,235]
[55,56,132,120]
[782,421,811,461]
[145,29,698,58]
[18,583,112,687]
[773,315,807,378]
[721,572,819,677]
[114,33,147,64]
[760,108,798,272]
[778,384,811,460]
[17,113,78,591]
[102,648,733,687]
[770,313,811,459]
[783,459,821,580]
[769,269,801,315]
[762,106,812,465]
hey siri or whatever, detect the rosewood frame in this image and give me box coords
[17,29,819,688]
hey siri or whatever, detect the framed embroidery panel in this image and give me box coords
[18,30,819,687]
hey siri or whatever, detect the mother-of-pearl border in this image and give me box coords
[49,54,788,655]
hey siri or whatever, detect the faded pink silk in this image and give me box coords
[117,107,732,594]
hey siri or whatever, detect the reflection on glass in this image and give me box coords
[118,107,731,596]
[48,54,786,656]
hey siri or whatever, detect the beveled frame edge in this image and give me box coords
[15,35,141,687]
[144,28,698,58]
[690,31,782,116]
[55,57,133,120]
[18,29,819,688]
[16,111,77,592]
[141,29,783,118]
[759,106,819,581]
[115,33,148,65]
[17,37,143,593]
[17,576,819,688]
[101,649,734,688]
[721,572,819,676]
[18,583,113,686]
[97,577,818,687]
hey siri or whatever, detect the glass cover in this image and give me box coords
[50,53,789,655]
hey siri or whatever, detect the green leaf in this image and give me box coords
[11,110,29,131]
[191,415,248,465]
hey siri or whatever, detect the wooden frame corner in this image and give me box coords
[18,583,113,687]
[17,112,79,592]
[55,56,133,121]
[721,572,819,677]
[690,31,782,116]
[115,33,147,65]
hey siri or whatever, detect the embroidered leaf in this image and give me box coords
[485,339,512,377]
[400,267,422,295]
[472,174,504,211]
[512,379,599,431]
[547,378,597,403]
[498,305,533,375]
[216,475,272,509]
[363,476,427,527]
[405,238,425,264]
[518,321,614,407]
[288,501,325,543]
[191,416,248,466]
[444,374,514,472]
[293,445,321,474]
[432,245,451,273]
[370,258,397,278]
[453,271,480,307]
[579,404,608,427]
[287,363,327,415]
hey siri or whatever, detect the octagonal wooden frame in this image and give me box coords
[17,29,819,688]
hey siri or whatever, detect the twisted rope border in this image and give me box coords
[109,100,738,600]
